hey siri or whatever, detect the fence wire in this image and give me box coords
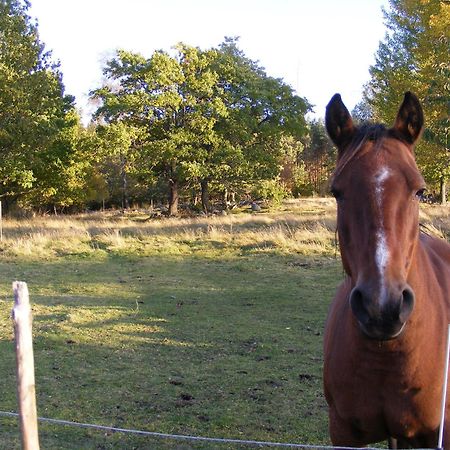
[0,410,435,449]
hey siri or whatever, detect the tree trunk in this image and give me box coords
[441,176,447,205]
[120,156,129,210]
[223,188,228,209]
[192,189,199,206]
[168,179,179,216]
[201,179,210,214]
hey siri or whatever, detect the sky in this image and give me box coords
[29,0,389,122]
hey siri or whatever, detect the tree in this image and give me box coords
[0,0,76,210]
[94,122,147,209]
[92,45,228,215]
[363,0,449,203]
[293,120,336,196]
[92,39,311,214]
[25,110,94,211]
[351,100,374,123]
[213,37,311,202]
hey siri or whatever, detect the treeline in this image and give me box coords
[0,0,447,215]
[1,1,337,215]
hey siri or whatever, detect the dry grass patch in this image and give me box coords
[419,203,450,239]
[0,202,339,259]
[2,198,447,260]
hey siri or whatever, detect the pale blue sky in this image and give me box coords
[30,0,389,121]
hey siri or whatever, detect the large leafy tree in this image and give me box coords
[363,0,449,202]
[93,39,311,214]
[93,45,228,215]
[0,0,76,210]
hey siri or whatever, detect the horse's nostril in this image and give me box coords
[399,286,415,322]
[349,287,370,326]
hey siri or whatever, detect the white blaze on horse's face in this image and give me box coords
[374,166,391,303]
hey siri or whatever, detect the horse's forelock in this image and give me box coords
[332,124,388,183]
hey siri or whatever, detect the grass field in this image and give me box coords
[0,199,448,449]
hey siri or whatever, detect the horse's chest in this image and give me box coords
[339,367,440,437]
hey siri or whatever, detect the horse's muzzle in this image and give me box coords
[349,284,415,340]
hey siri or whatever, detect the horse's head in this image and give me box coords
[326,92,426,340]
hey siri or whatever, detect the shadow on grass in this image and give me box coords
[0,252,340,448]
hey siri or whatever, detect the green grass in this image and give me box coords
[0,199,447,449]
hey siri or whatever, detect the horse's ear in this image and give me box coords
[393,92,424,145]
[325,94,355,153]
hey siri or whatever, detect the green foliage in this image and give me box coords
[0,0,82,211]
[92,45,231,213]
[290,120,336,197]
[92,38,311,214]
[93,121,150,208]
[251,178,289,204]
[24,110,93,210]
[363,0,449,201]
[215,38,311,186]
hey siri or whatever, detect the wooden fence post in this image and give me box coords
[12,281,40,450]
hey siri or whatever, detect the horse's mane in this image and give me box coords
[356,123,387,142]
[332,123,388,182]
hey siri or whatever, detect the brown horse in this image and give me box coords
[323,92,450,448]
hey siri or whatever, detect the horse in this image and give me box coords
[323,92,450,448]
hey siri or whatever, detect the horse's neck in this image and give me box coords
[413,233,450,280]
[408,234,450,326]
[420,232,450,265]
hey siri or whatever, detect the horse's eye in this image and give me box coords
[415,188,426,200]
